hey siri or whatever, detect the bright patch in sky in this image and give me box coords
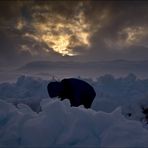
[122,26,145,45]
[18,9,91,56]
[105,26,146,50]
[34,13,90,56]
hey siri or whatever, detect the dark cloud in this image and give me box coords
[0,0,148,66]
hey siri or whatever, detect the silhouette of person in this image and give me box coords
[47,78,96,108]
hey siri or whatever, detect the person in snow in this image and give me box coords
[47,78,96,108]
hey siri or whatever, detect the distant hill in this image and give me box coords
[18,60,148,72]
[18,61,85,71]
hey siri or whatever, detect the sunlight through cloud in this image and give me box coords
[13,1,94,57]
[29,9,91,56]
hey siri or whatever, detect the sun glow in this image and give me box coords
[41,34,73,56]
[26,10,91,56]
[35,22,89,56]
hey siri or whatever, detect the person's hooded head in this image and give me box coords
[47,81,63,98]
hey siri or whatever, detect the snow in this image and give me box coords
[1,74,148,147]
[1,99,148,147]
[0,75,49,112]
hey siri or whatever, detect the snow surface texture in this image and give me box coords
[1,75,148,147]
[0,76,49,112]
[1,74,148,122]
[1,99,148,147]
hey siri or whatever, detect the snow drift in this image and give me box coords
[0,75,49,112]
[1,99,148,147]
[1,74,148,147]
[1,74,148,122]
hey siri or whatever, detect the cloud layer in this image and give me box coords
[0,0,148,65]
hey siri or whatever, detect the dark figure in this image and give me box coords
[47,78,96,108]
[141,106,148,123]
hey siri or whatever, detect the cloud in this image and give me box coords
[22,1,95,56]
[0,0,148,66]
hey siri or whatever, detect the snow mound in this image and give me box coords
[0,99,148,147]
[0,75,49,112]
[1,74,148,123]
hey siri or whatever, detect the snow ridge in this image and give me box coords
[0,99,148,147]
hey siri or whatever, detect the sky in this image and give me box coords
[0,0,148,67]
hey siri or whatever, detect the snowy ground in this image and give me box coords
[1,74,148,147]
